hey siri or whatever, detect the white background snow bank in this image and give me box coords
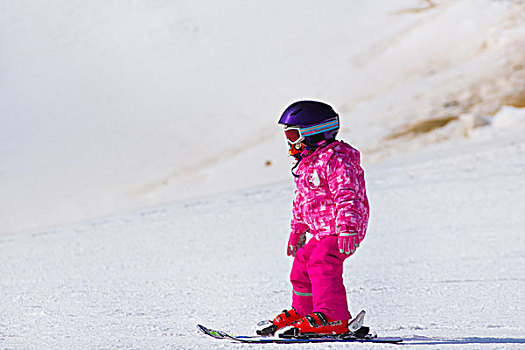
[1,0,524,235]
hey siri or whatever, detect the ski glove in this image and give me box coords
[338,232,359,255]
[287,232,306,257]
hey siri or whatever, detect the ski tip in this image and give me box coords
[197,324,225,339]
[196,324,208,335]
[196,324,208,332]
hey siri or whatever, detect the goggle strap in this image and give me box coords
[300,120,339,137]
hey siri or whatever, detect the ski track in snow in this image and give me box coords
[0,131,524,349]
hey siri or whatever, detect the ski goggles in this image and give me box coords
[284,119,339,145]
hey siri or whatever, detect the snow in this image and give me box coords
[1,0,524,235]
[1,0,525,348]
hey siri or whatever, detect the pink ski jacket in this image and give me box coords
[291,140,369,242]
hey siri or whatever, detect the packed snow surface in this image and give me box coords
[1,127,524,349]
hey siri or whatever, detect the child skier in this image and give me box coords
[257,100,370,337]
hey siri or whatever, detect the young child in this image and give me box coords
[257,100,369,337]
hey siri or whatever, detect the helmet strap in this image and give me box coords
[291,159,301,178]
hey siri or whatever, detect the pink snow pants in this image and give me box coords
[291,235,351,321]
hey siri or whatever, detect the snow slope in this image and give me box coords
[1,1,524,347]
[1,0,524,235]
[1,121,523,349]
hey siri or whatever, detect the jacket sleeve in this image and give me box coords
[291,189,309,236]
[326,154,369,243]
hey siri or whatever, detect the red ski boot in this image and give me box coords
[275,312,349,338]
[255,308,302,336]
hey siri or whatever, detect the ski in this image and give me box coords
[197,311,402,344]
[197,324,402,344]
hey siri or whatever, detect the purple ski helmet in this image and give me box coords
[278,100,339,146]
